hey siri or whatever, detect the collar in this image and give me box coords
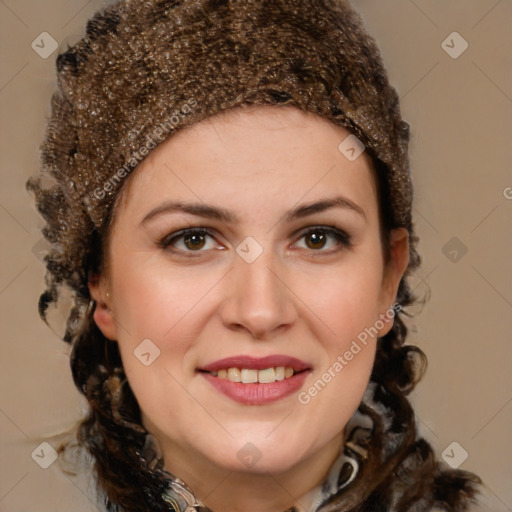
[293,449,360,512]
[160,426,367,512]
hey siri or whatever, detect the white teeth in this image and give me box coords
[241,369,258,383]
[258,368,276,384]
[212,366,297,383]
[227,368,241,382]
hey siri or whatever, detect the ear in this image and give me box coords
[88,274,117,340]
[376,227,410,337]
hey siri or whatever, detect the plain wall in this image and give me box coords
[0,1,510,510]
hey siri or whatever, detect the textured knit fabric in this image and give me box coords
[27,0,419,337]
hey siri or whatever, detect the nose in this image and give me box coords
[220,246,298,340]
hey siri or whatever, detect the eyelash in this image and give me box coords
[159,225,352,255]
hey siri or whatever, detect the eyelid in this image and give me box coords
[292,224,350,240]
[159,227,219,250]
[291,225,352,251]
[158,225,352,253]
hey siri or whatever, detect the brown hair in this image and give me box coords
[27,0,482,510]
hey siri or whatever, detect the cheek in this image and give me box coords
[290,253,383,411]
[307,275,381,365]
[110,257,213,341]
[295,255,384,347]
[108,261,209,423]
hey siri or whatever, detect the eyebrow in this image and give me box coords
[141,195,366,225]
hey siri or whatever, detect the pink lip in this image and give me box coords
[198,354,311,372]
[197,355,312,406]
[201,371,310,405]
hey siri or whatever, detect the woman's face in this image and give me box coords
[90,105,409,480]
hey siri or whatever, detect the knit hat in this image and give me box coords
[27,0,419,338]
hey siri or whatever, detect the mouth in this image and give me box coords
[206,366,299,384]
[197,355,311,405]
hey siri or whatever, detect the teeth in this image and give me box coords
[213,366,297,383]
[227,368,241,382]
[241,369,258,383]
[258,368,275,384]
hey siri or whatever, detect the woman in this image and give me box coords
[27,0,482,510]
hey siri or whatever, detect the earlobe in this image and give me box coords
[88,275,117,340]
[389,227,410,287]
[385,227,410,299]
[377,228,410,336]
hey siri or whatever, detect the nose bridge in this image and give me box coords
[240,246,280,301]
[221,240,296,338]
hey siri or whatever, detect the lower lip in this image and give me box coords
[201,371,310,405]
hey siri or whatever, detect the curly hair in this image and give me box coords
[26,0,482,510]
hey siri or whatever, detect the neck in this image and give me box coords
[159,434,344,512]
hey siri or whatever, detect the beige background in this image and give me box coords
[1,1,511,511]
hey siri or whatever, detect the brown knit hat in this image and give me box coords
[27,0,419,339]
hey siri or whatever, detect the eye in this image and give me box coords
[294,226,351,252]
[160,228,220,252]
[159,225,352,255]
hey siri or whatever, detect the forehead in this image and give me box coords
[115,105,378,224]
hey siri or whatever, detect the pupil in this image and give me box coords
[308,232,325,249]
[185,234,205,249]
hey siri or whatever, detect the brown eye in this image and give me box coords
[305,231,328,250]
[295,227,351,252]
[160,228,218,252]
[183,232,207,250]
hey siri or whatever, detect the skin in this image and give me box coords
[89,105,409,512]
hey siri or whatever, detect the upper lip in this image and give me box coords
[198,355,311,373]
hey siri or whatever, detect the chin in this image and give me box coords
[198,431,314,475]
[208,446,304,475]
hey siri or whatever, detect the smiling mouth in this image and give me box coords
[202,366,303,384]
[197,355,311,404]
